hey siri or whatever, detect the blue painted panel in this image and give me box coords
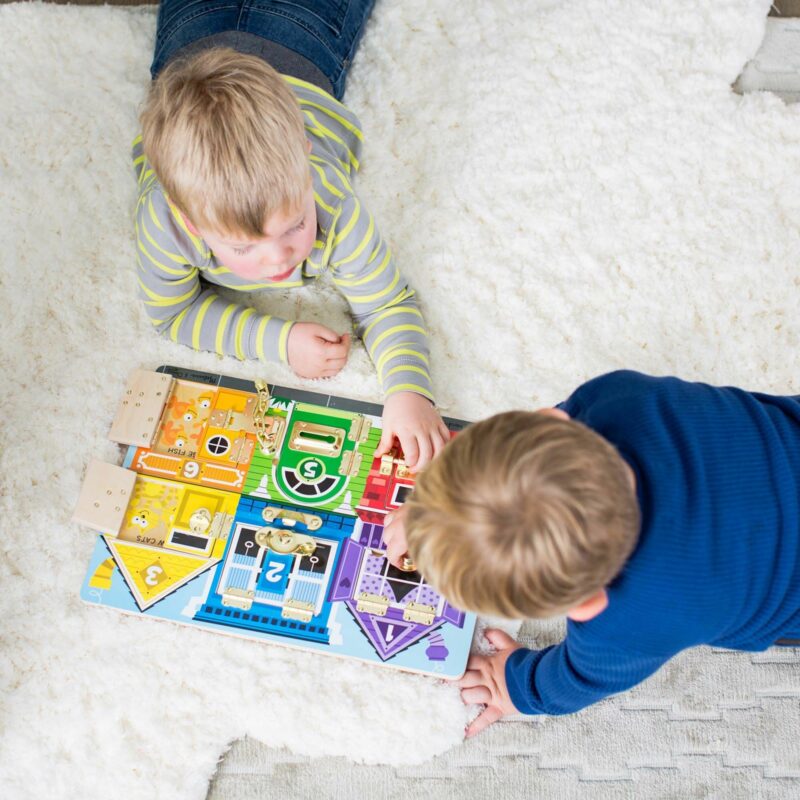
[257,551,293,595]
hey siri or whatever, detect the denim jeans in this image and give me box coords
[150,0,376,99]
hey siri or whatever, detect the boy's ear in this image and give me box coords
[566,589,608,621]
[165,195,201,236]
[181,213,200,236]
[536,407,570,420]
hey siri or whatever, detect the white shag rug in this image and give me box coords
[1,1,799,798]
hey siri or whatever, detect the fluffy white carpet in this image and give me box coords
[1,1,799,798]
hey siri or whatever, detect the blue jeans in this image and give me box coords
[150,0,376,99]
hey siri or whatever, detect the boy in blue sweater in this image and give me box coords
[382,371,800,736]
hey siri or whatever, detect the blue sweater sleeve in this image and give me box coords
[504,629,675,715]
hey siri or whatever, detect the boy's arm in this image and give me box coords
[460,628,675,737]
[135,193,294,364]
[504,630,674,716]
[329,194,434,402]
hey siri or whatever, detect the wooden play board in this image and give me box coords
[75,366,477,678]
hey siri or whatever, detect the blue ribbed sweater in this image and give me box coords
[505,371,800,715]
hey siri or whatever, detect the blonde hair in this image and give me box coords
[140,48,310,238]
[405,411,640,619]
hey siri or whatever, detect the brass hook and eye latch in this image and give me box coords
[255,526,317,556]
[253,379,285,455]
[254,506,321,556]
[261,506,322,531]
[379,450,410,478]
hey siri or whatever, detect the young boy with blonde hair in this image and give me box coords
[134,1,449,469]
[383,370,800,736]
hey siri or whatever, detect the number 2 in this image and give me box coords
[264,562,285,583]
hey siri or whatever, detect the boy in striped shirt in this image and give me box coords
[134,1,449,468]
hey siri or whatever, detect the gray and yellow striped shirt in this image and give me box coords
[132,76,433,401]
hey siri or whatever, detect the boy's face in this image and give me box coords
[197,187,318,282]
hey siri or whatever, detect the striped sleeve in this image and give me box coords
[133,158,294,363]
[329,194,434,401]
[286,77,363,177]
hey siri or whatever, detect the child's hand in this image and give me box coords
[376,391,450,472]
[382,504,410,569]
[457,629,522,738]
[287,323,351,379]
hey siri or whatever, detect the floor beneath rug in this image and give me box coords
[207,618,800,798]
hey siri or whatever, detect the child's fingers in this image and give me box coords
[321,338,350,360]
[484,629,518,650]
[375,426,395,457]
[319,368,343,378]
[312,324,344,343]
[382,516,398,546]
[413,435,433,471]
[324,355,348,369]
[430,428,449,457]
[385,534,408,568]
[457,669,484,689]
[465,705,503,739]
[466,653,487,672]
[461,686,492,706]
[399,433,419,469]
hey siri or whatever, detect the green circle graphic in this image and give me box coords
[296,457,326,484]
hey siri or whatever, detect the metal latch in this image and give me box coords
[403,601,436,625]
[379,449,410,478]
[339,449,362,477]
[255,526,316,556]
[253,379,285,455]
[222,587,254,611]
[290,421,344,456]
[356,591,389,616]
[282,599,315,622]
[347,414,371,443]
[260,506,322,531]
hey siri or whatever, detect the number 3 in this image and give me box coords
[144,565,163,586]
